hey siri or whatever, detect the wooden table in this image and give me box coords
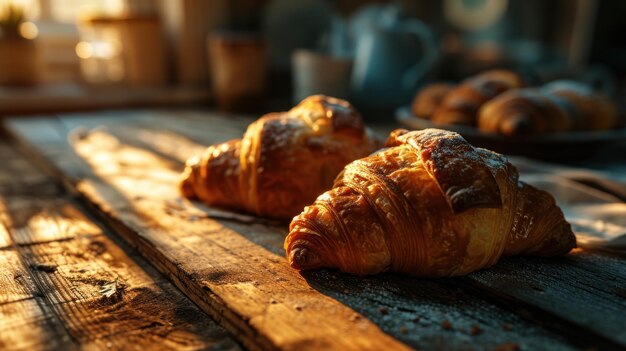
[0,85,211,116]
[0,109,624,351]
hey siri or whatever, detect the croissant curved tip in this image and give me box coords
[179,167,196,199]
[288,246,323,271]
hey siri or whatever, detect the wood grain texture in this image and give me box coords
[2,113,590,350]
[0,248,35,306]
[0,140,239,351]
[0,204,75,351]
[18,233,237,351]
[0,298,74,351]
[465,253,626,344]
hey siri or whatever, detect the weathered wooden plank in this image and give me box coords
[463,256,626,343]
[0,248,35,306]
[0,186,76,351]
[0,297,74,351]
[0,85,210,116]
[55,110,248,169]
[4,118,586,350]
[0,149,58,199]
[566,249,626,280]
[18,235,236,350]
[0,217,76,351]
[0,140,240,351]
[3,199,239,350]
[4,197,101,245]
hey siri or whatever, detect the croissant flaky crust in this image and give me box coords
[180,95,379,219]
[285,128,576,276]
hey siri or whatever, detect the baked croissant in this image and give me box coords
[430,70,527,126]
[478,81,619,136]
[285,128,575,276]
[179,95,380,219]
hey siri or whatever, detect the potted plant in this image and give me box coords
[0,3,41,86]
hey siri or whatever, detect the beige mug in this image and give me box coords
[292,49,353,103]
[208,31,267,112]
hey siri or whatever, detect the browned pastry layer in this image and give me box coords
[430,70,526,126]
[285,128,575,276]
[180,95,380,219]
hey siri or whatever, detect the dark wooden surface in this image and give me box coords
[0,85,211,116]
[1,109,625,351]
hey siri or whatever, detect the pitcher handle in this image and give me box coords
[396,19,438,90]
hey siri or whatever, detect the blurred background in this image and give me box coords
[0,0,624,118]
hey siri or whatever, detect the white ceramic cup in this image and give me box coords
[292,49,353,103]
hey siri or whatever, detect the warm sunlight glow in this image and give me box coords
[0,0,40,20]
[92,41,116,58]
[30,214,70,242]
[76,39,120,60]
[51,0,124,23]
[0,222,9,248]
[75,41,93,59]
[18,21,38,39]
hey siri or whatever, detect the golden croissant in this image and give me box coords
[478,80,619,136]
[179,95,380,219]
[285,128,576,276]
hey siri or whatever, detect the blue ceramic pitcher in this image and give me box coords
[350,5,438,113]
